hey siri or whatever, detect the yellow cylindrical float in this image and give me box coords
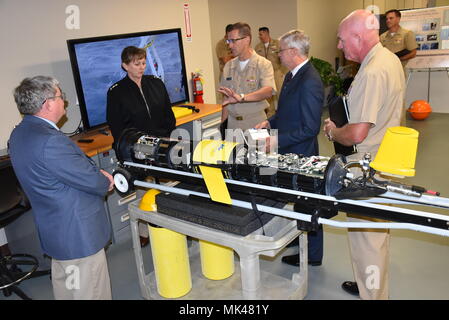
[140,189,192,299]
[199,240,234,280]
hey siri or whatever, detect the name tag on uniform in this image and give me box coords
[226,77,232,81]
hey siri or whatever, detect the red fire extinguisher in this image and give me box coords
[192,72,204,103]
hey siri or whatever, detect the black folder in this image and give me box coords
[394,48,411,58]
[328,96,357,156]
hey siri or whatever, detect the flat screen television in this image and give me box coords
[67,28,189,131]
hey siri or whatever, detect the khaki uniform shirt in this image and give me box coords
[255,39,283,71]
[216,38,232,73]
[380,27,417,68]
[347,43,405,160]
[255,39,287,107]
[220,50,276,130]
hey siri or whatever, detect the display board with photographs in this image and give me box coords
[401,6,449,55]
[401,6,449,68]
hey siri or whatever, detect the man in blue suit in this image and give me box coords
[255,30,324,266]
[8,76,114,299]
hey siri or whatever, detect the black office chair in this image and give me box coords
[0,157,50,300]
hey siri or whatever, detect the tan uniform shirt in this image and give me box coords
[254,40,288,88]
[216,38,232,73]
[380,27,417,68]
[255,39,283,71]
[220,50,276,130]
[347,43,405,159]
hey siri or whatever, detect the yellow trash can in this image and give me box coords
[199,240,234,280]
[140,189,192,298]
[370,126,419,177]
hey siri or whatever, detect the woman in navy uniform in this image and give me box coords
[106,46,176,247]
[106,46,176,149]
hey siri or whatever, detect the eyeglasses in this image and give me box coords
[42,92,66,105]
[226,36,247,44]
[278,47,295,54]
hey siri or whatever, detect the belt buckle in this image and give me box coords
[236,116,243,121]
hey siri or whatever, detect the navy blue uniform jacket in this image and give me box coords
[106,75,176,147]
[269,61,324,156]
[9,116,111,260]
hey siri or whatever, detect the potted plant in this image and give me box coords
[310,57,345,100]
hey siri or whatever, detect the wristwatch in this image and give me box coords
[239,93,245,102]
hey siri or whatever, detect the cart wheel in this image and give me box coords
[113,168,135,196]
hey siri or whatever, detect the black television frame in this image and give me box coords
[67,28,189,131]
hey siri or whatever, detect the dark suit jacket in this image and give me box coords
[269,61,324,156]
[9,116,111,260]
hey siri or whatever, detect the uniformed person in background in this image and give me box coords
[255,27,287,118]
[216,24,235,81]
[380,9,418,69]
[380,9,417,125]
[218,22,276,132]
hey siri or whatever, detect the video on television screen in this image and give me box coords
[67,29,189,130]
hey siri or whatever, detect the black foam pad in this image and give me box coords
[155,190,283,236]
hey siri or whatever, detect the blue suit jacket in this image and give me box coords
[9,116,111,260]
[269,61,324,156]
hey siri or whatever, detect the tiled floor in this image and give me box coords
[2,112,449,300]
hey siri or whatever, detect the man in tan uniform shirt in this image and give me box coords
[216,24,234,81]
[218,22,276,131]
[380,9,417,69]
[324,10,405,300]
[255,27,287,117]
[380,9,417,125]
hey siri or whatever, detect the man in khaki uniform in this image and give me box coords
[324,10,405,300]
[255,27,287,117]
[216,24,234,81]
[380,9,417,125]
[380,9,417,69]
[218,22,276,131]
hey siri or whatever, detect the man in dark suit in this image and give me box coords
[8,76,114,299]
[255,30,324,267]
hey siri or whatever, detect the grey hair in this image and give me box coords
[279,29,310,57]
[13,76,59,115]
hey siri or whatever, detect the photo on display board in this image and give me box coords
[431,42,439,49]
[416,34,426,42]
[422,23,431,31]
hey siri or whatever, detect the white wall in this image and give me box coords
[297,0,341,66]
[0,0,216,149]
